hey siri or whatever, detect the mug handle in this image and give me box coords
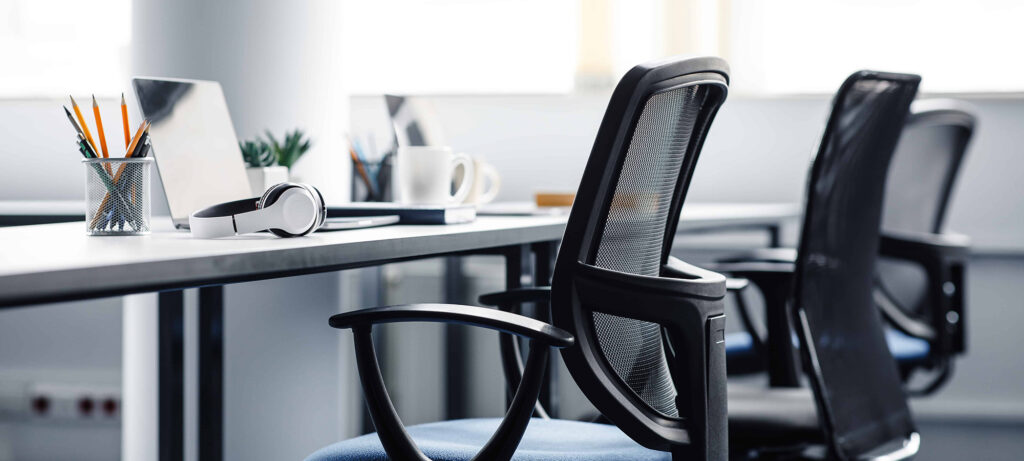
[450,153,475,204]
[476,163,501,204]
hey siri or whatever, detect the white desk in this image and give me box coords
[0,203,798,461]
[0,214,569,461]
[0,216,567,307]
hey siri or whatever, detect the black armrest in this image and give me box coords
[663,255,728,282]
[726,278,750,291]
[879,231,969,263]
[718,247,797,264]
[664,255,748,291]
[330,303,573,348]
[877,230,969,365]
[331,303,574,461]
[478,287,551,307]
[704,256,799,386]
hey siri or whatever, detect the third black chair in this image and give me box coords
[720,100,975,396]
[874,99,974,394]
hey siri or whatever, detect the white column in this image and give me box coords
[131,0,351,204]
[121,294,159,461]
[127,1,353,459]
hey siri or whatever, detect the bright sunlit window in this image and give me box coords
[727,0,1024,94]
[341,0,579,94]
[0,0,131,98]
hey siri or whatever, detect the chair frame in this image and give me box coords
[499,58,731,461]
[330,56,733,461]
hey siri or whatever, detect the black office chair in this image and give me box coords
[306,56,731,461]
[873,99,973,393]
[724,71,923,459]
[720,100,975,395]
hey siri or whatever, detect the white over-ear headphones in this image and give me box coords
[189,182,326,238]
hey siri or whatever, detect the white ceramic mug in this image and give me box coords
[457,156,501,205]
[395,146,475,205]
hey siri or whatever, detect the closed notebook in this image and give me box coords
[327,203,476,224]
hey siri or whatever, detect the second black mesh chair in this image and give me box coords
[306,56,731,461]
[726,71,923,460]
[720,100,975,395]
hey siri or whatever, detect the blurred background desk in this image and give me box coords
[0,201,82,227]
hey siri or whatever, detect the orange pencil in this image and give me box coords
[121,93,131,149]
[89,120,150,229]
[92,95,109,158]
[70,96,98,154]
[124,120,149,158]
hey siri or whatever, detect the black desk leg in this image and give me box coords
[768,224,782,248]
[500,245,528,408]
[531,241,558,418]
[158,291,185,461]
[444,257,469,420]
[198,286,224,461]
[759,275,800,388]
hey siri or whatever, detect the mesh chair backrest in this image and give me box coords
[589,84,716,417]
[793,72,920,459]
[882,100,975,234]
[551,56,728,448]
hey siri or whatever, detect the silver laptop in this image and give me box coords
[132,77,252,229]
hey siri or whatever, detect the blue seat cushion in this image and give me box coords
[886,329,930,361]
[725,330,930,362]
[725,331,756,356]
[305,418,669,461]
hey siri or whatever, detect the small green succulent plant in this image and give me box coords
[240,139,275,167]
[266,129,312,169]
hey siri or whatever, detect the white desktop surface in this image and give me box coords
[0,216,567,306]
[0,202,799,306]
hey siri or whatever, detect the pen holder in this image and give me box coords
[351,153,393,202]
[83,157,153,235]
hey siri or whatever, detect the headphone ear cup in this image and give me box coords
[260,183,322,237]
[258,182,292,210]
[300,184,327,231]
[259,183,298,237]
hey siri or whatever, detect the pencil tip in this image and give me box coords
[92,94,98,105]
[69,95,77,105]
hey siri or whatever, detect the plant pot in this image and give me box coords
[246,166,289,196]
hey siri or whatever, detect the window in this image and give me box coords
[0,0,131,98]
[727,0,1024,94]
[341,0,579,94]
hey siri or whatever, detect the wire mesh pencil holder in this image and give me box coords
[83,157,153,235]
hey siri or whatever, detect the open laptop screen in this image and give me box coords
[132,78,251,228]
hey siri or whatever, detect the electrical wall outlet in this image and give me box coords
[0,380,120,424]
